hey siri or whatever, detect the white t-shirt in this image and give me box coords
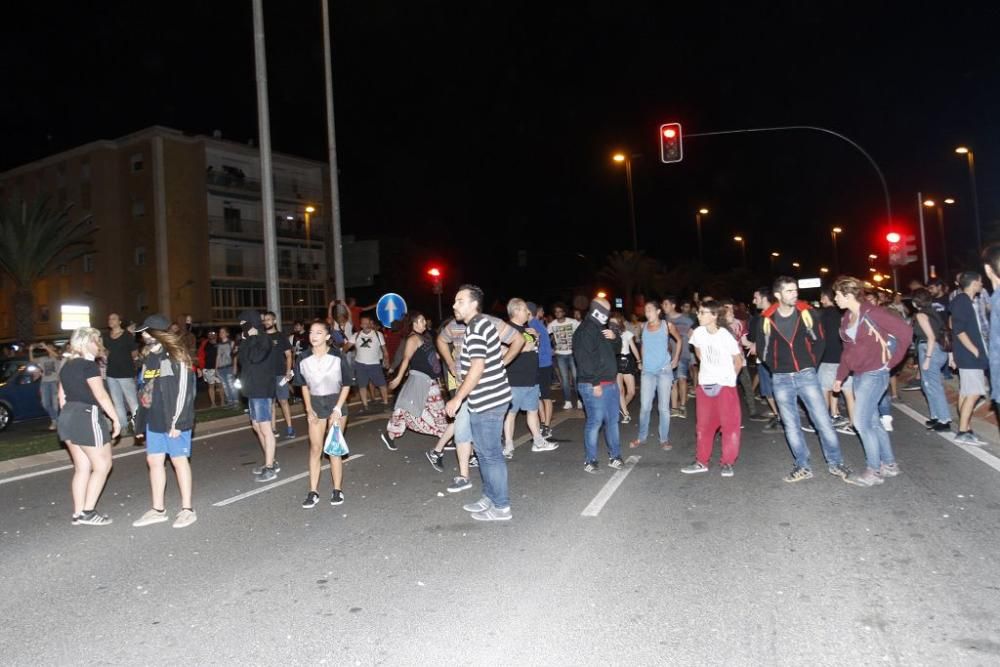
[352,330,385,365]
[547,318,579,355]
[620,329,635,355]
[299,352,345,396]
[689,326,739,387]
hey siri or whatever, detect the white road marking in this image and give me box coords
[511,412,575,451]
[212,454,365,506]
[893,402,1000,474]
[581,455,641,517]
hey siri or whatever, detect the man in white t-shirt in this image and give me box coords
[547,303,581,410]
[352,316,389,410]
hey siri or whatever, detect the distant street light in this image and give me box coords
[831,226,843,274]
[733,235,746,267]
[769,251,780,273]
[695,208,710,263]
[791,261,801,268]
[955,146,982,250]
[923,197,955,281]
[612,153,638,251]
[304,204,316,244]
[820,267,830,274]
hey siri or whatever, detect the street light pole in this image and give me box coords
[322,0,347,302]
[956,147,982,251]
[831,226,842,275]
[696,208,709,263]
[733,236,746,268]
[612,153,638,252]
[916,193,929,284]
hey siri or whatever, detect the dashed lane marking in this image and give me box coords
[581,455,641,517]
[893,402,1000,474]
[212,454,366,506]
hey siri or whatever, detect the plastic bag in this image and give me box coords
[323,423,349,457]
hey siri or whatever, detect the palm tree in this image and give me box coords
[598,250,660,314]
[0,196,95,341]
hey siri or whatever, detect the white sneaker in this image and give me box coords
[880,415,894,432]
[503,443,514,459]
[563,401,573,410]
[576,400,584,409]
[531,438,559,452]
[132,509,169,527]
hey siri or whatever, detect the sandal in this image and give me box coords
[629,439,643,449]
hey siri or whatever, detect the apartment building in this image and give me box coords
[0,126,333,339]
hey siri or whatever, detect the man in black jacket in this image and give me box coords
[237,309,280,481]
[572,298,623,473]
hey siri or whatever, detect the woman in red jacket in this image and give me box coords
[832,277,913,486]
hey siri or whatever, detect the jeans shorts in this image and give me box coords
[818,362,852,392]
[454,400,472,444]
[674,355,690,381]
[274,376,291,401]
[202,369,220,385]
[309,393,347,419]
[146,430,193,457]
[248,397,273,423]
[510,385,541,412]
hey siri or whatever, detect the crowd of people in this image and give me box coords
[26,246,1000,526]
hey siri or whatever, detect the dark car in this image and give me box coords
[0,362,48,431]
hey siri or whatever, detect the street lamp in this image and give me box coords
[831,226,843,274]
[769,251,780,273]
[612,153,638,252]
[791,261,801,269]
[733,235,746,267]
[820,267,829,274]
[695,208,710,263]
[923,197,955,281]
[955,146,982,250]
[304,205,316,245]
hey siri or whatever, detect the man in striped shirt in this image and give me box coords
[445,284,513,521]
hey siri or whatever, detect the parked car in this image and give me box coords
[0,362,48,431]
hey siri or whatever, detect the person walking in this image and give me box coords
[548,303,581,409]
[215,327,238,407]
[445,285,513,521]
[298,321,354,509]
[949,271,990,445]
[612,311,641,424]
[236,310,280,481]
[131,314,198,529]
[573,297,623,473]
[102,312,139,437]
[29,341,62,430]
[502,299,558,458]
[833,276,913,485]
[58,327,121,525]
[910,288,953,432]
[681,301,743,477]
[630,301,679,450]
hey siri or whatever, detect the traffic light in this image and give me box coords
[426,267,443,294]
[659,123,683,163]
[886,231,917,267]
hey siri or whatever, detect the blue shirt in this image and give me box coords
[989,288,1000,402]
[641,321,670,373]
[529,318,553,367]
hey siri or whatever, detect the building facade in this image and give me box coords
[0,126,333,339]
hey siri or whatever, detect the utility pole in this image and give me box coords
[321,0,346,301]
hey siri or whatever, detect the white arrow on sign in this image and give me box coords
[384,298,398,324]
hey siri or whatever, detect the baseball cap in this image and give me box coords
[134,314,171,332]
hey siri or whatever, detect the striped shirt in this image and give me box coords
[459,314,512,413]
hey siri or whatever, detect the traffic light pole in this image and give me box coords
[916,192,929,284]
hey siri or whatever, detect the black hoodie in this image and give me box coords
[237,309,276,399]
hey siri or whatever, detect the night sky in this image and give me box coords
[3,1,999,302]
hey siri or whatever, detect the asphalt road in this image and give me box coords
[2,397,1000,666]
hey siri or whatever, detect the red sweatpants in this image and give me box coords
[695,385,742,466]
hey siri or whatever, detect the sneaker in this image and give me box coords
[955,431,987,446]
[576,401,584,409]
[720,464,734,478]
[762,417,784,433]
[901,379,922,391]
[286,427,296,439]
[531,439,559,452]
[608,456,625,470]
[880,415,894,432]
[620,413,632,424]
[681,461,709,474]
[380,432,397,451]
[172,509,197,528]
[471,506,512,522]
[76,510,112,526]
[748,412,771,422]
[71,513,82,525]
[783,467,814,483]
[832,415,851,428]
[132,508,169,527]
[563,401,573,410]
[583,461,599,474]
[924,418,940,429]
[463,496,493,512]
[330,490,345,506]
[272,429,279,438]
[827,463,852,480]
[540,425,553,439]
[854,468,884,486]
[302,491,320,509]
[252,460,280,475]
[425,449,445,472]
[670,408,682,418]
[801,423,816,433]
[447,476,472,493]
[835,424,857,436]
[678,406,687,419]
[255,466,278,482]
[469,453,480,468]
[932,421,953,433]
[503,443,514,460]
[879,462,901,478]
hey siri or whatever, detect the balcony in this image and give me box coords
[207,216,326,241]
[205,168,323,203]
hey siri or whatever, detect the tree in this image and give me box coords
[598,250,660,314]
[0,196,95,341]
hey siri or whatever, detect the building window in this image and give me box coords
[134,246,146,267]
[130,153,144,172]
[223,207,242,233]
[225,248,243,276]
[83,254,95,273]
[279,249,292,278]
[132,198,145,217]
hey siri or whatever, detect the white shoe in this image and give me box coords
[880,415,893,432]
[531,439,559,452]
[576,401,584,409]
[563,401,573,410]
[503,443,514,459]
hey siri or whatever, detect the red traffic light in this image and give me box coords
[885,232,901,244]
[663,127,677,139]
[659,122,683,164]
[427,267,442,277]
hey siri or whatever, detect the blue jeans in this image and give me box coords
[555,355,577,402]
[758,363,774,398]
[470,404,510,509]
[106,377,139,428]
[578,382,622,463]
[638,367,673,444]
[39,382,59,421]
[853,369,895,470]
[217,366,237,405]
[771,367,843,470]
[918,343,951,423]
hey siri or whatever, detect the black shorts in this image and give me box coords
[617,354,638,375]
[309,394,345,419]
[58,401,111,447]
[536,366,555,400]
